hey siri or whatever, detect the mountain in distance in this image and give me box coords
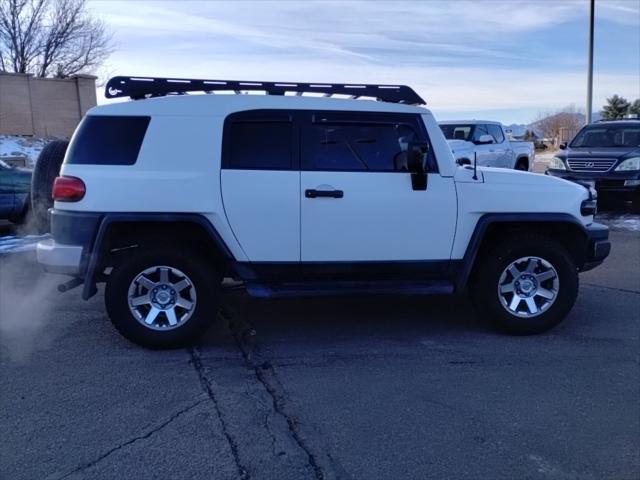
[505,111,602,140]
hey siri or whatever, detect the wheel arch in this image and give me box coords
[82,213,235,300]
[456,213,590,291]
[515,155,529,170]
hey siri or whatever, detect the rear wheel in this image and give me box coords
[105,246,220,348]
[471,234,578,334]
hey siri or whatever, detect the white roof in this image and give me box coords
[90,94,431,117]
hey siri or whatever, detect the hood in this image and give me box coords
[480,166,587,193]
[559,147,640,159]
[446,139,474,159]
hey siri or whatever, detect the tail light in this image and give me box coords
[52,176,86,202]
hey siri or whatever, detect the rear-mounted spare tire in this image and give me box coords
[31,140,69,232]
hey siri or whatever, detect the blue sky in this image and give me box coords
[89,0,639,124]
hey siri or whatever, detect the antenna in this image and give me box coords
[473,151,478,180]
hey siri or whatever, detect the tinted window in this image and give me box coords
[487,124,505,143]
[472,124,491,142]
[440,124,474,141]
[224,122,292,169]
[66,116,150,165]
[570,125,640,148]
[304,122,419,171]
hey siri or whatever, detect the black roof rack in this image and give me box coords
[104,76,426,105]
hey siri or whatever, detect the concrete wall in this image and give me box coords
[0,72,97,137]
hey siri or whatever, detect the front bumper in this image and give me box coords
[582,222,611,272]
[547,169,640,200]
[36,239,83,275]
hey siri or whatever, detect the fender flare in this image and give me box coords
[454,212,590,291]
[82,213,234,299]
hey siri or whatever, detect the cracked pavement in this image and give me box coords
[1,228,638,480]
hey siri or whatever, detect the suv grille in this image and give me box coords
[567,158,617,172]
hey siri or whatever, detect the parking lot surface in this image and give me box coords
[1,219,639,480]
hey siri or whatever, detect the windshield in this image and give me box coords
[0,158,11,169]
[570,124,640,148]
[440,124,475,141]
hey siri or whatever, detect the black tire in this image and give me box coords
[31,140,69,232]
[8,201,29,225]
[515,159,528,171]
[471,234,578,335]
[631,191,640,214]
[105,246,221,349]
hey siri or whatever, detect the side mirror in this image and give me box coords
[456,157,471,166]
[407,143,427,173]
[559,142,567,150]
[475,134,494,145]
[406,143,428,191]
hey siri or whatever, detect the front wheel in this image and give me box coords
[471,235,578,335]
[105,246,220,348]
[515,159,528,171]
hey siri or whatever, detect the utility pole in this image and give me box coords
[586,0,595,124]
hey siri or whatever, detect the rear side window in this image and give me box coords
[222,111,294,170]
[66,116,150,165]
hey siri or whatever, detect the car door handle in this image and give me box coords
[305,189,344,199]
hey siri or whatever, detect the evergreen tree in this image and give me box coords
[601,95,631,120]
[630,99,640,116]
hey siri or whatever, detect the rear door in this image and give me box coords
[220,110,300,261]
[300,111,457,262]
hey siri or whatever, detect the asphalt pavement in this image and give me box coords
[0,219,638,480]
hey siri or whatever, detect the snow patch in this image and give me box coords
[0,136,55,168]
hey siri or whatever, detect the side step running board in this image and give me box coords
[245,280,454,299]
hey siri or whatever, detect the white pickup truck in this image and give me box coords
[439,120,535,171]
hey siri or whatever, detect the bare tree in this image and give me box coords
[533,105,584,145]
[0,0,112,78]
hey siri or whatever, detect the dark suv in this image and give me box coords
[546,119,640,209]
[0,158,32,223]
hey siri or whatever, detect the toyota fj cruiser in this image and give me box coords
[37,76,611,348]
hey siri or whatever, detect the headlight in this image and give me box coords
[548,156,566,170]
[614,157,640,171]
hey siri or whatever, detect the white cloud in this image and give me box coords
[89,0,640,123]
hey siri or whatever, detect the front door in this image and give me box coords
[471,124,497,167]
[0,162,15,218]
[300,111,457,262]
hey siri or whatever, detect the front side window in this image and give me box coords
[570,125,640,148]
[222,111,293,170]
[303,117,424,172]
[472,125,492,143]
[487,124,505,143]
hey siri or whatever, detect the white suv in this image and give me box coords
[37,76,610,348]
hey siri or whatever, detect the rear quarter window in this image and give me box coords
[66,115,150,165]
